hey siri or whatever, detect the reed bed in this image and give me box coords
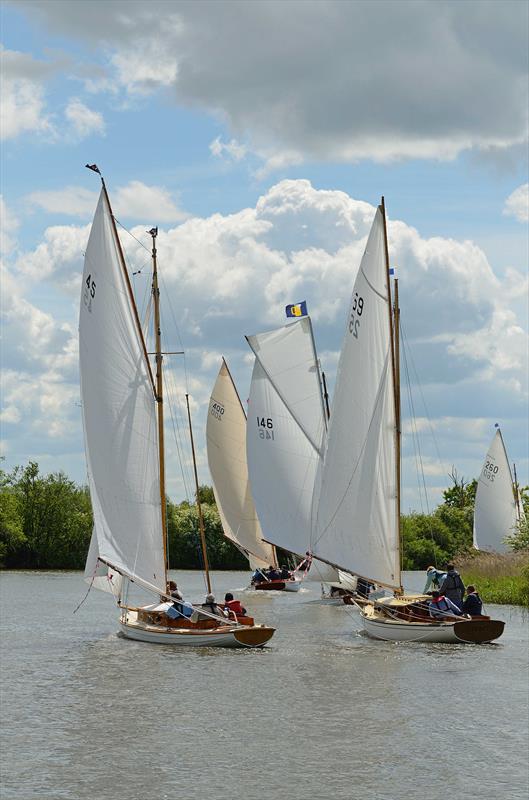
[455,551,529,607]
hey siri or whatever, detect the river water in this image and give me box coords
[0,570,527,800]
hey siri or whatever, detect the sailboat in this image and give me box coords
[245,315,360,596]
[473,426,525,553]
[308,198,505,644]
[206,358,300,591]
[79,166,275,648]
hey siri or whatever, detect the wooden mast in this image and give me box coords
[186,394,212,594]
[513,462,522,521]
[380,196,403,595]
[150,227,169,581]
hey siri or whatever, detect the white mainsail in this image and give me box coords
[79,188,166,592]
[246,317,335,575]
[473,428,519,553]
[206,359,275,568]
[84,530,123,596]
[311,207,400,590]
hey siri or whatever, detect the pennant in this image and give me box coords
[285,301,308,318]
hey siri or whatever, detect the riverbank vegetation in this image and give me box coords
[1,462,528,604]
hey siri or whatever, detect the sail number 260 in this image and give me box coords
[349,293,364,339]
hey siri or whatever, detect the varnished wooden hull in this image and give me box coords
[253,578,301,592]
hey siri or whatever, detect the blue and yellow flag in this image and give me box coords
[285,300,308,318]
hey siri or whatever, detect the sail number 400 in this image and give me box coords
[257,417,274,440]
[349,293,364,339]
[211,402,224,420]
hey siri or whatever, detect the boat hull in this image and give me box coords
[253,578,301,592]
[119,618,275,648]
[362,613,505,644]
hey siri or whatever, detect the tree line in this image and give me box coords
[1,462,527,571]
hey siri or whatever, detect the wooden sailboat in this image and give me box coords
[206,359,301,591]
[245,315,360,595]
[309,198,504,644]
[80,166,274,648]
[473,426,525,553]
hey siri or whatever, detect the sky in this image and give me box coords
[1,0,528,512]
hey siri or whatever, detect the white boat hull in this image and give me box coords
[361,612,505,644]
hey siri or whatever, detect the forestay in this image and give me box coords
[206,359,275,568]
[311,207,400,590]
[79,188,166,592]
[473,429,519,553]
[84,530,123,596]
[246,317,327,559]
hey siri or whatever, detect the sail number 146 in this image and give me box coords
[349,293,364,339]
[257,417,274,440]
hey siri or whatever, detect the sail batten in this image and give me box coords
[310,207,400,588]
[80,188,166,592]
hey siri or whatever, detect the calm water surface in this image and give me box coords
[1,570,527,800]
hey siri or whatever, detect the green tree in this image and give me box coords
[0,466,26,566]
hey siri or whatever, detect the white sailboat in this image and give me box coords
[473,426,525,553]
[206,359,300,591]
[80,166,274,648]
[245,315,359,594]
[309,198,504,644]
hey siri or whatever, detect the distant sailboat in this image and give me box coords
[473,426,524,553]
[309,198,504,644]
[206,359,300,591]
[80,167,274,648]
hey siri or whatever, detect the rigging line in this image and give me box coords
[402,335,426,516]
[402,330,433,516]
[400,322,446,470]
[162,364,193,503]
[114,217,151,253]
[159,270,190,393]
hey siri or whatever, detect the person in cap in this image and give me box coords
[461,585,483,616]
[423,566,447,594]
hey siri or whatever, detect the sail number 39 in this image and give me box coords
[349,293,364,339]
[83,274,97,312]
[257,417,274,440]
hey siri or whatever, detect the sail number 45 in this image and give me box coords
[349,293,364,339]
[83,274,97,312]
[257,417,274,440]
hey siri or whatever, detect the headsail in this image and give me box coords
[473,428,519,553]
[84,529,123,596]
[311,207,400,590]
[206,359,276,567]
[246,317,328,561]
[79,188,166,592]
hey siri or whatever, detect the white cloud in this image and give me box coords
[64,98,105,138]
[209,137,247,163]
[27,187,98,218]
[503,183,529,223]
[15,1,529,165]
[0,48,54,140]
[0,196,20,256]
[3,179,528,502]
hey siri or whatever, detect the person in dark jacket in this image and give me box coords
[461,585,483,616]
[440,564,465,608]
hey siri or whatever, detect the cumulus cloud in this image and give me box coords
[3,179,528,501]
[209,136,247,163]
[26,181,187,223]
[15,0,529,166]
[0,48,55,140]
[64,98,105,138]
[503,183,529,223]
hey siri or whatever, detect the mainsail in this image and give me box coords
[246,317,338,581]
[79,188,166,592]
[206,359,275,568]
[473,428,520,553]
[310,207,400,590]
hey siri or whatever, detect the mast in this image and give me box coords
[186,394,212,594]
[150,227,169,581]
[321,371,331,421]
[380,197,403,594]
